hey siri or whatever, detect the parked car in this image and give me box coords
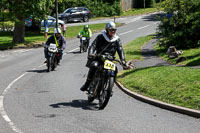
[25,15,33,27]
[41,16,64,27]
[58,7,91,23]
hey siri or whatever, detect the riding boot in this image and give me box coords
[80,79,92,91]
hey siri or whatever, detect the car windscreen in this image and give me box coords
[64,9,71,13]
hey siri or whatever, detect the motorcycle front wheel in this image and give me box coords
[51,56,57,71]
[47,57,51,72]
[98,77,114,109]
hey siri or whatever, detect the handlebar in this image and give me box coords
[88,54,136,70]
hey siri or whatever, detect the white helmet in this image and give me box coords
[54,28,61,34]
[105,22,117,31]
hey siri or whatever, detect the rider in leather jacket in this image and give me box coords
[80,22,127,91]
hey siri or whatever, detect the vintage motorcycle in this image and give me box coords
[78,36,88,53]
[86,54,121,109]
[46,43,59,72]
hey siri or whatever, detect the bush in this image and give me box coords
[158,0,200,49]
[57,0,122,18]
[0,21,14,32]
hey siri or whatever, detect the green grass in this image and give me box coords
[155,44,200,66]
[117,35,200,110]
[117,66,200,110]
[121,8,159,17]
[0,23,111,50]
[0,7,159,50]
[115,35,155,61]
[123,35,155,61]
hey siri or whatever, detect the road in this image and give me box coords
[0,13,200,133]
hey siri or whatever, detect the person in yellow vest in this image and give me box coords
[78,24,92,49]
[44,28,66,64]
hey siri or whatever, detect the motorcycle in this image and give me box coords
[86,54,121,109]
[46,43,59,72]
[78,36,88,53]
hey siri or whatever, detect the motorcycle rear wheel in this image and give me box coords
[99,77,114,109]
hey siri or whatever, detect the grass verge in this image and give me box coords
[117,35,200,110]
[0,23,111,50]
[155,44,200,66]
[117,66,200,110]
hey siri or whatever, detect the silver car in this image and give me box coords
[41,16,64,27]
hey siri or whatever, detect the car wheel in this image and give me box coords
[83,16,89,22]
[64,18,68,24]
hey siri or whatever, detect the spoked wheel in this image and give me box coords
[88,94,95,103]
[98,77,114,109]
[83,45,87,52]
[80,45,82,53]
[87,78,99,103]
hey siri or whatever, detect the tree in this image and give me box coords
[158,0,200,49]
[6,0,54,43]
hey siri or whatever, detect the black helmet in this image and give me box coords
[105,22,117,31]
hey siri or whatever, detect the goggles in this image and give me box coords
[108,29,117,32]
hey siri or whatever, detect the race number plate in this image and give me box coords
[49,43,57,49]
[104,60,115,71]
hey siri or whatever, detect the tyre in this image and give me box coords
[47,57,51,72]
[88,95,95,103]
[87,78,99,103]
[83,16,89,22]
[80,45,82,53]
[98,77,114,109]
[51,56,57,71]
[83,44,87,52]
[64,18,68,23]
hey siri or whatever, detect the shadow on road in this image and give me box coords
[70,51,82,54]
[49,99,99,110]
[27,69,48,73]
[142,12,165,22]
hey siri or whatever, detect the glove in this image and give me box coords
[44,44,48,48]
[122,60,136,70]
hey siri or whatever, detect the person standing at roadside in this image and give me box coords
[62,24,66,37]
[44,14,49,39]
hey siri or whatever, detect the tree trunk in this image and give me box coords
[13,20,25,43]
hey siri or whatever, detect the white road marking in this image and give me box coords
[12,49,33,54]
[125,16,142,24]
[137,25,150,30]
[119,30,135,36]
[0,18,154,132]
[0,54,8,58]
[67,47,79,53]
[0,64,44,133]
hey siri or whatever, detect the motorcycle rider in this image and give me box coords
[78,24,92,49]
[44,28,66,64]
[80,22,129,92]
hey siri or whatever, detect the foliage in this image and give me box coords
[136,0,157,8]
[0,21,14,31]
[158,0,200,49]
[57,0,122,17]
